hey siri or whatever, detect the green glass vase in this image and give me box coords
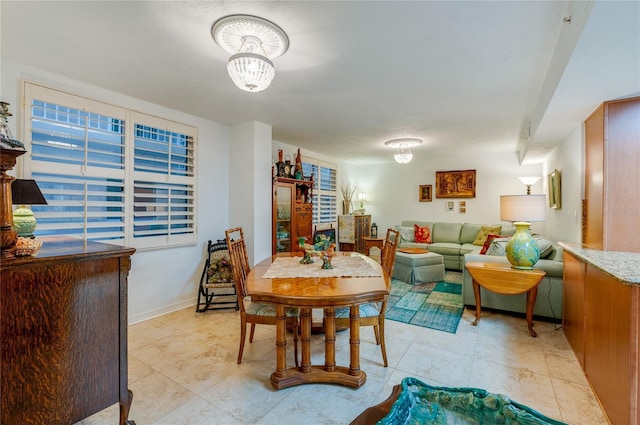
[505,222,540,270]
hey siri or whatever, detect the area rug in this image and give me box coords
[386,271,464,334]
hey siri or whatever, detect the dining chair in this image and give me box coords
[335,227,399,367]
[225,227,299,366]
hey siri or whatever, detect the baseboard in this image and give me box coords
[129,297,195,325]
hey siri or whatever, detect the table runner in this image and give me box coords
[262,256,382,278]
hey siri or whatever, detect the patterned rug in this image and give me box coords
[386,271,464,334]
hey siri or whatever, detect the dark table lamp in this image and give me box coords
[11,179,47,237]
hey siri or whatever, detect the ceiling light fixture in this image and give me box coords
[211,14,289,93]
[385,138,423,164]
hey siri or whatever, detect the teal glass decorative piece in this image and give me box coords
[505,222,540,270]
[378,377,567,425]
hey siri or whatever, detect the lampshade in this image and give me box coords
[11,179,47,238]
[500,195,546,223]
[385,138,423,164]
[212,15,289,93]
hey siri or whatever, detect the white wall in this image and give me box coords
[1,60,231,323]
[543,125,583,244]
[353,152,544,235]
[229,121,273,266]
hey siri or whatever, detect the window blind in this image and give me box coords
[24,82,197,249]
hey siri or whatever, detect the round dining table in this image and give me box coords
[246,251,390,390]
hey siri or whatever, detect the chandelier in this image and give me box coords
[385,138,423,164]
[211,15,289,93]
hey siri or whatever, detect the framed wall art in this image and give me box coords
[435,169,476,198]
[548,169,561,209]
[419,185,432,202]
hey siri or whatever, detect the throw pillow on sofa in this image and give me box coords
[395,225,415,242]
[472,225,502,245]
[479,233,507,255]
[414,224,432,244]
[486,236,555,258]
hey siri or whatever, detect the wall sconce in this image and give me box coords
[517,176,541,195]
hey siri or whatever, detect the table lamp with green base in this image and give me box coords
[500,191,546,270]
[11,179,48,237]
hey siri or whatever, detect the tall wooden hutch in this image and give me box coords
[272,176,314,254]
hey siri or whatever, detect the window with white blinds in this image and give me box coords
[302,158,337,225]
[24,82,197,249]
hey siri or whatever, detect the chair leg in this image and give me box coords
[379,317,388,367]
[373,324,380,345]
[238,316,247,364]
[249,323,256,342]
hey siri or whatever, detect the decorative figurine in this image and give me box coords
[298,237,314,264]
[320,243,336,269]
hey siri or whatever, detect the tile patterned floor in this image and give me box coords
[79,306,609,425]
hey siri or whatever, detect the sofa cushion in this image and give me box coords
[432,222,462,244]
[396,225,415,242]
[459,243,481,256]
[460,223,482,244]
[472,225,503,245]
[536,238,554,259]
[414,224,432,243]
[427,242,461,256]
[538,259,564,278]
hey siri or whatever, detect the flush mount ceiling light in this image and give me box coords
[385,138,423,164]
[211,14,289,93]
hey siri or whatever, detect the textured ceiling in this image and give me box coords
[2,1,639,165]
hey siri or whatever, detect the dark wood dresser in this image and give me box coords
[1,236,136,425]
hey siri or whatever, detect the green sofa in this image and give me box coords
[395,220,516,271]
[396,220,563,320]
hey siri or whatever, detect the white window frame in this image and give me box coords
[22,81,197,250]
[301,156,337,227]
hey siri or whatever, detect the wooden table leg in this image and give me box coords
[324,307,336,372]
[471,279,482,326]
[349,305,361,376]
[274,304,287,379]
[525,287,539,337]
[300,307,312,372]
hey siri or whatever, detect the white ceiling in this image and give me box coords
[2,1,639,165]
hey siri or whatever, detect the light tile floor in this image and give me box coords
[80,307,608,425]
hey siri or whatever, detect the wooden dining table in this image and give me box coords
[246,251,390,390]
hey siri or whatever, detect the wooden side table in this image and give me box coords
[362,237,385,256]
[465,261,546,337]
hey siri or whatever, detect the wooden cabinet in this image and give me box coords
[0,236,136,425]
[272,177,313,254]
[338,214,371,254]
[584,265,637,425]
[562,252,586,367]
[562,249,640,425]
[584,96,640,252]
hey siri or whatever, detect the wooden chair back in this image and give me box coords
[381,228,399,278]
[225,227,250,299]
